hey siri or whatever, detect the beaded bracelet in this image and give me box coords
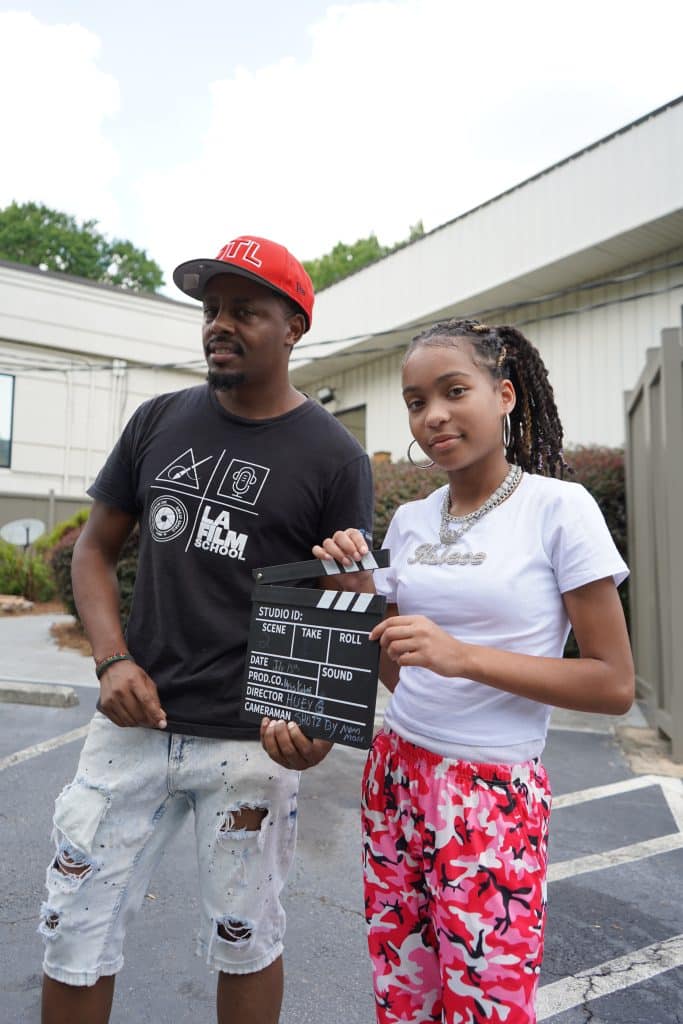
[95,652,134,680]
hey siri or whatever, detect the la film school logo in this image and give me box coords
[194,461,268,560]
[221,459,269,506]
[149,453,269,562]
[149,495,189,543]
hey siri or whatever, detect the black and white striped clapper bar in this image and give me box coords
[240,550,390,749]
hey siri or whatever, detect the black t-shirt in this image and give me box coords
[87,385,373,739]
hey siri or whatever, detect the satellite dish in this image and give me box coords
[0,518,46,547]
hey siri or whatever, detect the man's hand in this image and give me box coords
[98,660,167,729]
[260,718,333,771]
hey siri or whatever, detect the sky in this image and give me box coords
[1,0,682,295]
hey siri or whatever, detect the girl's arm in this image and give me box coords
[371,576,634,715]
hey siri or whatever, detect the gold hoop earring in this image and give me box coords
[502,413,511,449]
[407,439,434,469]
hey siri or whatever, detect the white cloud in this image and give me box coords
[0,11,120,230]
[1,2,681,293]
[134,0,683,291]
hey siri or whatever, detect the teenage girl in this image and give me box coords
[263,318,634,1024]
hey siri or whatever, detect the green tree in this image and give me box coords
[304,233,387,290]
[303,221,426,291]
[0,201,164,292]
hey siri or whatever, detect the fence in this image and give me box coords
[625,325,683,761]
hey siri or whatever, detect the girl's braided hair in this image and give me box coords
[404,318,567,477]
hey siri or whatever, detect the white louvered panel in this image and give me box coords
[305,247,683,454]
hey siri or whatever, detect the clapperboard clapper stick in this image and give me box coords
[241,550,390,749]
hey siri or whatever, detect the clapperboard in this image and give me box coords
[240,550,389,749]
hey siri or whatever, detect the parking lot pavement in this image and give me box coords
[539,726,683,1023]
[1,666,681,1022]
[0,614,96,691]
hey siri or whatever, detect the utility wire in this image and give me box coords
[293,256,683,355]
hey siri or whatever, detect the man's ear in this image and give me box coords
[286,313,306,347]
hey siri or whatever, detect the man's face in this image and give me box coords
[201,274,304,391]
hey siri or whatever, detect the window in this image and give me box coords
[0,374,14,468]
[335,404,366,449]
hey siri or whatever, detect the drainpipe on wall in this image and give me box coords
[83,365,95,491]
[111,359,127,443]
[62,370,73,494]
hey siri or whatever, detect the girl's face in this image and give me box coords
[402,340,515,472]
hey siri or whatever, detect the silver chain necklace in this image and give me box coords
[408,464,523,567]
[439,463,523,545]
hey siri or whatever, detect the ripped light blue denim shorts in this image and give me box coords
[41,712,300,987]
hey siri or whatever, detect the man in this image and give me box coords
[40,236,373,1024]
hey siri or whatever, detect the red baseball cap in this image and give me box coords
[173,236,314,331]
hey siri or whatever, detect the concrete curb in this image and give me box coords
[0,680,79,708]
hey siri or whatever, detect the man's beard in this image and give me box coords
[207,370,246,391]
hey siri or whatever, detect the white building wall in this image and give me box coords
[305,248,683,457]
[0,265,203,498]
[0,263,200,363]
[1,348,204,497]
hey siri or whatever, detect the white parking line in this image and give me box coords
[552,775,664,809]
[537,933,683,1019]
[0,726,89,771]
[660,776,683,832]
[549,833,683,882]
[549,775,683,881]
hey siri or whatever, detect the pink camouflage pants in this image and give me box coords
[361,729,552,1024]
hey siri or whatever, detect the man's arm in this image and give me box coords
[72,501,167,729]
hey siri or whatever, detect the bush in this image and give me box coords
[0,538,57,601]
[564,447,626,557]
[565,447,629,652]
[0,507,94,605]
[372,459,448,549]
[24,555,58,601]
[35,508,91,553]
[46,507,141,625]
[0,539,25,595]
[50,523,139,629]
[372,446,625,549]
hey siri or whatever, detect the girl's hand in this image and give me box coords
[370,615,466,677]
[313,529,369,567]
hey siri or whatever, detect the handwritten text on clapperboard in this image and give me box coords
[241,581,387,749]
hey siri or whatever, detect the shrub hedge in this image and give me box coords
[48,446,628,645]
[0,508,93,603]
[50,520,140,630]
[0,539,57,601]
[35,508,91,553]
[372,447,626,552]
